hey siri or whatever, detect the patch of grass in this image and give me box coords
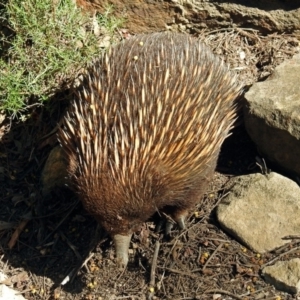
[97,5,124,35]
[0,0,123,118]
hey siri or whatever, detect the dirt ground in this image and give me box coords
[0,29,299,300]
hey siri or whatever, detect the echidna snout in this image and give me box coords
[58,32,241,267]
[113,234,132,268]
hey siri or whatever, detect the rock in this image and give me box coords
[216,172,300,253]
[77,0,300,34]
[262,258,300,294]
[244,53,300,177]
[0,272,26,300]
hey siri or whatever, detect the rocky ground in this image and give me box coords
[0,29,299,300]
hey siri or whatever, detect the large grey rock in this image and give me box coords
[262,258,300,294]
[217,172,300,253]
[244,53,300,176]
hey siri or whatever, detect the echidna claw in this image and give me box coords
[176,216,186,230]
[155,219,164,233]
[165,220,174,235]
[165,216,186,235]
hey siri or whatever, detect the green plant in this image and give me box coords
[0,0,123,118]
[97,5,123,34]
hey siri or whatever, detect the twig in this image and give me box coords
[239,286,271,297]
[196,246,202,266]
[211,191,230,211]
[39,200,79,245]
[202,243,223,271]
[8,218,30,249]
[116,296,141,299]
[150,241,160,287]
[162,267,198,278]
[262,245,300,267]
[205,237,230,243]
[162,220,205,269]
[59,231,81,260]
[148,241,160,300]
[203,289,244,300]
[61,252,95,286]
[282,235,300,240]
[81,252,95,273]
[69,229,108,283]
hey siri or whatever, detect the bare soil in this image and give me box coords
[0,29,299,300]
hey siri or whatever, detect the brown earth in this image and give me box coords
[77,0,300,35]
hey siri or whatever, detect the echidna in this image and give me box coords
[58,32,241,267]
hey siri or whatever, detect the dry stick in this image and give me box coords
[150,241,160,288]
[148,241,160,300]
[0,255,9,274]
[262,245,300,268]
[81,252,95,273]
[202,243,223,271]
[239,286,271,298]
[161,192,229,275]
[114,268,127,283]
[70,231,108,284]
[282,235,300,240]
[8,219,30,249]
[60,253,95,286]
[205,237,229,243]
[196,246,202,266]
[116,296,140,299]
[211,191,230,211]
[163,267,198,278]
[162,217,206,269]
[204,289,243,300]
[60,231,82,260]
[39,200,79,245]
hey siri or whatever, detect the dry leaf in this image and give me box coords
[1,271,28,286]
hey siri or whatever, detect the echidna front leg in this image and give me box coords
[113,234,132,268]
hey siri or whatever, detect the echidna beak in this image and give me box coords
[113,233,132,268]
